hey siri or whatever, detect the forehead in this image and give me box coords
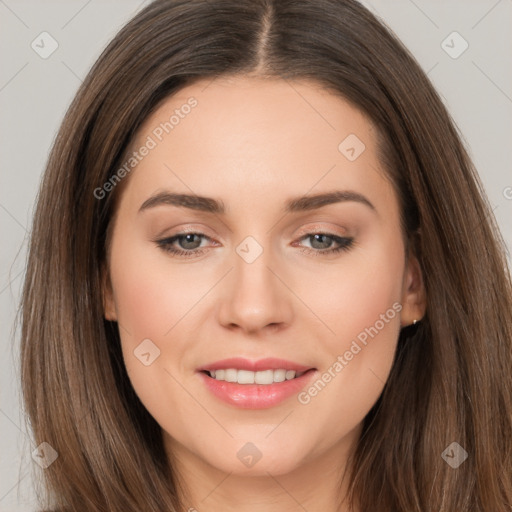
[117,75,395,215]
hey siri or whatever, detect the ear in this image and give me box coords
[101,264,118,321]
[400,253,426,327]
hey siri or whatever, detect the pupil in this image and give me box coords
[312,234,331,249]
[182,234,199,249]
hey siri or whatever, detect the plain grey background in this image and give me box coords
[1,0,511,510]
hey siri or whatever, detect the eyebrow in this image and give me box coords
[138,190,376,215]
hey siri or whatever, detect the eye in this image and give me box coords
[294,233,354,256]
[155,232,213,258]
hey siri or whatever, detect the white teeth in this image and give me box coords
[237,370,255,384]
[207,368,306,384]
[224,368,237,382]
[254,369,274,384]
[273,369,286,382]
[285,370,296,380]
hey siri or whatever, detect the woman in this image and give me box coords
[20,0,512,510]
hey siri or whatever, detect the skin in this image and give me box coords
[103,75,426,512]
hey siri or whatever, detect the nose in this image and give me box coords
[217,242,294,335]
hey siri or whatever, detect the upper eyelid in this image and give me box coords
[295,224,348,237]
[161,222,349,239]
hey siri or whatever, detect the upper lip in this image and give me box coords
[197,357,315,373]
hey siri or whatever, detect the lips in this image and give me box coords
[196,357,317,409]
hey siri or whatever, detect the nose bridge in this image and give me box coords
[235,237,273,293]
[218,234,292,332]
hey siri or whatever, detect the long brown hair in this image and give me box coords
[20,0,512,510]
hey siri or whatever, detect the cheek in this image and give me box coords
[294,236,404,441]
[109,233,204,341]
[298,235,404,351]
[108,239,203,434]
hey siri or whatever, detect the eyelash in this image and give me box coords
[155,232,354,258]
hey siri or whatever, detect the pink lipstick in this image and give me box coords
[196,357,317,409]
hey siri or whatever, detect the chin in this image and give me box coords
[202,441,308,477]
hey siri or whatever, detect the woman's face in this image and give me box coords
[103,75,425,478]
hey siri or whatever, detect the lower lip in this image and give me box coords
[197,370,317,409]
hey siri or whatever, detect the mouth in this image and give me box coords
[196,357,318,409]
